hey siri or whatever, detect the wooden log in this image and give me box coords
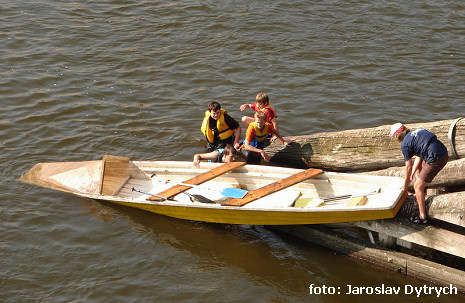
[362,158,465,188]
[398,193,465,228]
[264,117,465,172]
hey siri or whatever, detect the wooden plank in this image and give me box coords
[147,162,246,201]
[353,218,465,259]
[110,175,130,195]
[222,168,323,206]
[99,155,131,194]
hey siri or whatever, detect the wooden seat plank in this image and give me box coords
[222,168,323,206]
[147,161,246,201]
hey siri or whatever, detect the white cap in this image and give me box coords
[389,122,406,137]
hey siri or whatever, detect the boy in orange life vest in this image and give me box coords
[244,111,290,162]
[201,101,241,152]
[240,93,280,142]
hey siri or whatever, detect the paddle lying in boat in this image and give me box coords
[295,188,381,208]
[133,187,215,203]
[222,168,323,207]
[147,161,246,201]
[132,188,170,201]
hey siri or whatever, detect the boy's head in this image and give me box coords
[208,101,222,120]
[255,93,269,107]
[222,144,238,163]
[254,111,267,129]
[389,122,409,142]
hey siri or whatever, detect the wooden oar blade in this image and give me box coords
[220,187,248,199]
[184,192,216,204]
[222,168,323,207]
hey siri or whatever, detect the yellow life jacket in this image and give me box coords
[200,109,235,143]
[250,121,271,142]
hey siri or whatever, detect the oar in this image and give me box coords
[132,188,170,200]
[295,188,381,208]
[322,188,381,203]
[176,182,248,199]
[182,192,216,204]
[132,187,216,204]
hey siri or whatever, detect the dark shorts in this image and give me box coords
[206,136,235,152]
[418,153,448,183]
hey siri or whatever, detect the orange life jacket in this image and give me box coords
[249,121,271,143]
[259,104,277,121]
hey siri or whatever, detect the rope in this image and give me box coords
[448,117,463,159]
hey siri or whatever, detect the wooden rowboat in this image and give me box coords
[20,155,407,225]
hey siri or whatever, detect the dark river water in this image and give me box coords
[2,1,465,302]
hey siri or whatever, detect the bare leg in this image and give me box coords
[241,116,254,128]
[413,178,429,220]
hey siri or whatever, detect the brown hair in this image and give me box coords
[208,101,221,112]
[395,128,410,142]
[255,93,269,106]
[254,111,266,120]
[223,144,238,156]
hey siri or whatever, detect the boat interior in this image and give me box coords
[20,156,404,210]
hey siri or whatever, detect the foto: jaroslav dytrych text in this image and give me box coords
[345,284,457,297]
[309,284,458,297]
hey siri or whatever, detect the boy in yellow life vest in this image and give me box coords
[240,93,281,142]
[243,111,291,163]
[201,101,241,152]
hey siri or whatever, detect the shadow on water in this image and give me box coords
[78,197,326,281]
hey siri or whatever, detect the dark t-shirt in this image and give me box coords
[208,114,239,133]
[401,129,447,163]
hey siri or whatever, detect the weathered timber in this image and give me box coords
[363,158,465,188]
[265,117,465,172]
[353,218,465,259]
[398,193,465,228]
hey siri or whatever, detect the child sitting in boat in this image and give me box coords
[243,111,290,163]
[193,144,239,166]
[201,101,242,152]
[240,93,281,142]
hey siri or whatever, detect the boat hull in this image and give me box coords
[20,156,408,225]
[97,193,408,225]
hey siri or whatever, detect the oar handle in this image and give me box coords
[132,187,169,200]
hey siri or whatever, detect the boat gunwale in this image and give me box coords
[19,159,407,224]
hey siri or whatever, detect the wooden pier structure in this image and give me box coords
[267,117,465,293]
